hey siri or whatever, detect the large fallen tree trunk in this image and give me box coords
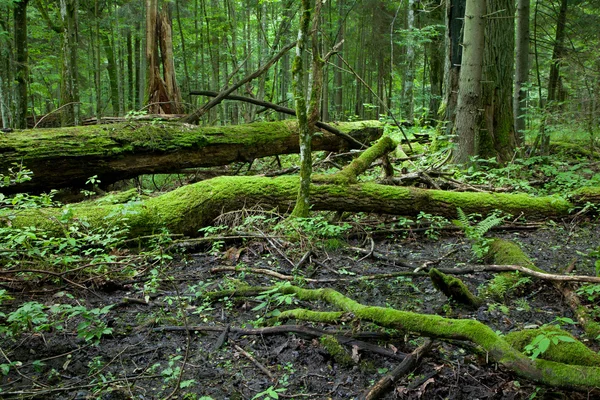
[7,174,589,238]
[0,120,382,193]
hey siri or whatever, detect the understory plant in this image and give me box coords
[453,208,505,260]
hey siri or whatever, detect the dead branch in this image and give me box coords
[360,339,433,400]
[189,90,365,148]
[183,42,295,124]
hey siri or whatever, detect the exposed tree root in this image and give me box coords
[208,284,600,390]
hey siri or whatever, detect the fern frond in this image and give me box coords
[474,214,505,237]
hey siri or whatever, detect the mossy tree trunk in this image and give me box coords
[6,174,583,239]
[289,0,314,218]
[0,120,382,193]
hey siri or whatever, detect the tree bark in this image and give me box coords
[514,0,530,145]
[480,0,516,162]
[0,120,382,193]
[289,0,313,218]
[14,0,29,130]
[6,175,577,239]
[59,0,80,127]
[443,0,466,134]
[102,33,120,116]
[452,0,485,164]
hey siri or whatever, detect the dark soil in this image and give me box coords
[2,219,600,400]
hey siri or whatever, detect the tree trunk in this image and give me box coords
[59,0,80,127]
[514,0,530,145]
[427,7,444,121]
[443,0,466,134]
[452,0,485,164]
[0,120,382,193]
[146,0,183,114]
[290,0,314,218]
[401,0,416,122]
[14,0,29,130]
[480,0,516,162]
[102,33,120,116]
[6,175,577,239]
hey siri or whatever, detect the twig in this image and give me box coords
[233,343,274,381]
[0,269,87,290]
[154,325,406,360]
[33,102,81,129]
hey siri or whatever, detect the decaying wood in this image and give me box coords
[190,90,365,148]
[0,120,381,193]
[360,339,433,400]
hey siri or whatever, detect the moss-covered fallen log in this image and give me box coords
[210,284,600,390]
[6,175,589,238]
[0,120,382,193]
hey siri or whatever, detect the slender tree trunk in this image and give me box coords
[127,28,134,111]
[93,0,102,121]
[453,0,485,164]
[547,0,568,106]
[14,0,29,129]
[59,0,80,126]
[102,33,120,116]
[0,8,13,128]
[402,0,416,122]
[334,0,344,120]
[427,6,444,121]
[175,0,190,107]
[479,0,516,162]
[444,0,466,134]
[290,0,313,218]
[514,0,530,145]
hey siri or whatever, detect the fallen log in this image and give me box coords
[6,175,582,238]
[0,120,382,193]
[208,284,600,390]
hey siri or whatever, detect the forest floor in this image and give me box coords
[2,215,600,400]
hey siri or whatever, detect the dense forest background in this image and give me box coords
[1,0,598,149]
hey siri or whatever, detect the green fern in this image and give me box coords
[453,208,505,260]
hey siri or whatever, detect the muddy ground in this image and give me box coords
[1,217,600,400]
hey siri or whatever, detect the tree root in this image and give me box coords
[209,284,600,390]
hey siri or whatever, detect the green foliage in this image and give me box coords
[524,329,577,360]
[453,208,505,260]
[416,212,449,240]
[252,282,297,323]
[286,215,351,240]
[251,386,286,400]
[1,300,113,344]
[483,272,532,300]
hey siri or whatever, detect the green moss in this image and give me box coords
[505,326,600,366]
[319,335,355,366]
[429,268,483,308]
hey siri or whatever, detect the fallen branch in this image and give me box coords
[359,339,433,400]
[208,284,600,390]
